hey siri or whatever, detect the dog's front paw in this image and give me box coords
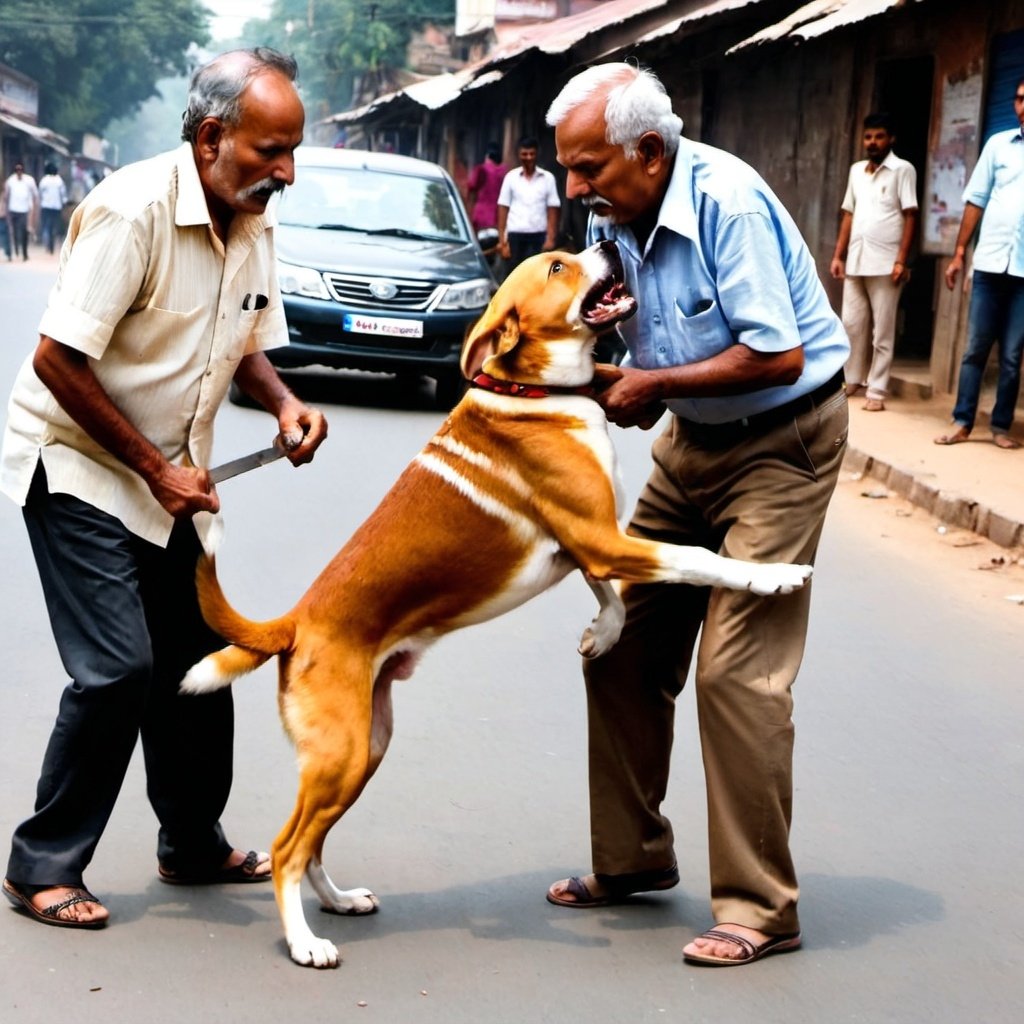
[579,624,618,659]
[319,887,380,916]
[289,935,341,969]
[746,562,813,596]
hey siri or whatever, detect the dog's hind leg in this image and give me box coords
[306,673,396,919]
[274,746,372,969]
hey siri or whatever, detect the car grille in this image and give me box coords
[323,273,440,311]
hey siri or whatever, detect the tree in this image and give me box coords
[0,0,209,135]
[242,0,453,121]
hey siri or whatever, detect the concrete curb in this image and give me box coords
[845,445,1024,549]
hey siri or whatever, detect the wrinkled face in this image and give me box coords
[200,70,305,217]
[555,100,660,225]
[862,127,894,164]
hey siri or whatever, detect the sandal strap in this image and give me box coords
[40,888,100,920]
[239,850,260,876]
[700,929,757,958]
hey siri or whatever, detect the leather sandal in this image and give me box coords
[683,927,802,967]
[3,877,108,929]
[158,849,271,885]
[546,863,679,908]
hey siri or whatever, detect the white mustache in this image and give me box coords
[581,194,613,209]
[239,177,285,201]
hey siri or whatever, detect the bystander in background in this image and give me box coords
[830,113,918,412]
[38,163,68,254]
[935,77,1024,450]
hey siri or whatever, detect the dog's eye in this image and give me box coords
[549,261,564,276]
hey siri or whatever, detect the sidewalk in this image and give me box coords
[845,372,1024,550]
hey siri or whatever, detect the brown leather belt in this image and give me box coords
[677,370,844,443]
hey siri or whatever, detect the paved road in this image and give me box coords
[0,261,1021,1022]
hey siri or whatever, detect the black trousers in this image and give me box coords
[507,231,546,271]
[6,464,234,887]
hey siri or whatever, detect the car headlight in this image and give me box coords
[277,261,330,300]
[435,277,493,311]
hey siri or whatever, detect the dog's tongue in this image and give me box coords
[586,282,636,325]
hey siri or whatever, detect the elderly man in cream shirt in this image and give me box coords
[1,47,327,931]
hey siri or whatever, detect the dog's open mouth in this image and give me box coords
[581,275,638,328]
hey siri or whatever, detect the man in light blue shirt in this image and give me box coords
[935,76,1024,449]
[544,63,849,968]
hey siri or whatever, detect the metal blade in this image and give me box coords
[209,443,285,484]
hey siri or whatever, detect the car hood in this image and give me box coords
[275,224,488,283]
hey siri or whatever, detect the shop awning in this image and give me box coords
[324,0,765,127]
[728,0,922,53]
[0,110,70,157]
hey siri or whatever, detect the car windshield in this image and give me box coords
[278,165,468,242]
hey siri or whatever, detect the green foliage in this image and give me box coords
[0,0,209,135]
[244,0,454,120]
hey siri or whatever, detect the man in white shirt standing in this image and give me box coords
[1,47,327,930]
[830,113,918,412]
[38,162,68,254]
[3,162,39,261]
[496,135,561,271]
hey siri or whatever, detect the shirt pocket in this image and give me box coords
[226,308,263,362]
[671,297,732,362]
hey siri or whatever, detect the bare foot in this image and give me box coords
[993,434,1021,450]
[863,398,885,412]
[934,427,971,445]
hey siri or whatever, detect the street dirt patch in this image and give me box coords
[830,471,1024,631]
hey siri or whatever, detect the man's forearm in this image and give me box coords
[32,336,165,479]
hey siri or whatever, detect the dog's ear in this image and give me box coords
[460,299,521,379]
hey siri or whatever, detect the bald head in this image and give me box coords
[182,47,299,143]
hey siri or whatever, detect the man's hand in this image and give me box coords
[829,257,845,280]
[276,395,328,466]
[148,461,220,519]
[945,253,964,291]
[593,364,665,429]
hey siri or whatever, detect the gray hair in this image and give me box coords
[181,47,298,143]
[546,63,683,160]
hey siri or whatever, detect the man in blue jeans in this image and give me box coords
[935,76,1024,450]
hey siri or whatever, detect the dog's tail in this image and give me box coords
[180,555,296,695]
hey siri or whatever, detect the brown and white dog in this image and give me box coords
[181,240,812,968]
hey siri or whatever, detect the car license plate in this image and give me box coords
[343,313,424,339]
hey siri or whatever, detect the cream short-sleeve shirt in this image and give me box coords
[1,144,288,547]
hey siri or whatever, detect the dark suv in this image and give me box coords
[267,147,495,408]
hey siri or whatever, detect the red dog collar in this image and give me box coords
[471,372,594,399]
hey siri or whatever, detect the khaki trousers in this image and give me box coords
[842,274,905,400]
[582,388,848,934]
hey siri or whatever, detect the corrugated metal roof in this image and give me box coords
[728,0,916,52]
[324,0,767,125]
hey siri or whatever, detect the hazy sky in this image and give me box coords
[206,0,272,40]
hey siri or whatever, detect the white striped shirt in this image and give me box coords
[1,144,287,546]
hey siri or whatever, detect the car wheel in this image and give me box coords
[434,372,469,410]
